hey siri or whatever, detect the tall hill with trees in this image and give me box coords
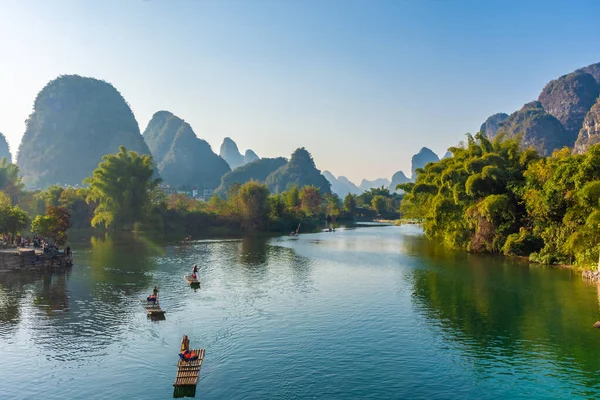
[480,113,509,140]
[17,75,151,188]
[495,101,566,156]
[0,133,12,163]
[265,148,331,194]
[538,70,599,146]
[215,157,287,198]
[142,111,230,188]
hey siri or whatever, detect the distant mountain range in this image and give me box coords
[323,146,444,197]
[219,137,260,170]
[16,61,600,191]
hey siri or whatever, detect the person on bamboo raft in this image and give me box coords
[147,286,158,303]
[179,349,198,361]
[179,335,198,360]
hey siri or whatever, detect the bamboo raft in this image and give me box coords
[184,275,200,286]
[143,301,165,319]
[174,348,205,387]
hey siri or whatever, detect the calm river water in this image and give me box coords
[1,224,600,399]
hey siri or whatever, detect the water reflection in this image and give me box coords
[0,233,168,360]
[404,231,600,388]
[239,236,268,267]
[33,271,70,314]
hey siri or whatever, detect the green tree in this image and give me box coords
[343,193,357,215]
[0,158,24,203]
[4,207,29,237]
[371,195,387,214]
[237,181,270,231]
[325,193,341,221]
[400,132,537,252]
[284,185,301,209]
[31,206,72,245]
[58,187,94,229]
[300,185,322,216]
[84,146,160,229]
[0,191,28,236]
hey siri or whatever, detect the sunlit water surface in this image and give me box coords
[1,225,600,399]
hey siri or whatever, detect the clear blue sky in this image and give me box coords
[1,0,599,183]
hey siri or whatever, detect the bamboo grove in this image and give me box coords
[399,132,600,267]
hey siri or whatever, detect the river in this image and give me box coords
[1,224,600,399]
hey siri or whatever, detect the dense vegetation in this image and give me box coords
[265,148,331,195]
[214,157,287,198]
[400,132,600,267]
[85,146,160,230]
[0,144,402,244]
[142,111,231,189]
[17,75,151,188]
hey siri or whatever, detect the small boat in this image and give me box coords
[185,275,200,285]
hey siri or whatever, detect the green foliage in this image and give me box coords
[0,191,29,236]
[300,185,322,216]
[284,185,301,209]
[402,133,600,267]
[401,133,533,252]
[371,195,387,214]
[265,148,331,194]
[325,193,341,218]
[31,206,72,245]
[215,157,287,198]
[84,146,160,229]
[343,193,356,214]
[503,228,544,256]
[0,158,24,203]
[59,187,95,229]
[236,181,270,231]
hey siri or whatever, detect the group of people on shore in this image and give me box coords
[1,234,72,257]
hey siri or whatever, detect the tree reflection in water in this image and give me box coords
[404,231,600,385]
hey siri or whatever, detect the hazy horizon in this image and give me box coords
[1,0,600,183]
